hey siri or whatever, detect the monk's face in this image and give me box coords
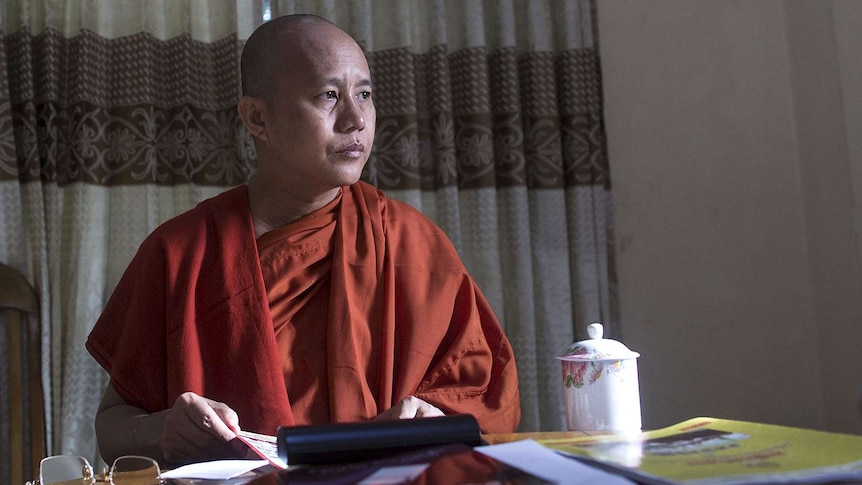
[260,24,376,197]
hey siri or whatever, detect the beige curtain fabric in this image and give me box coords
[0,0,614,469]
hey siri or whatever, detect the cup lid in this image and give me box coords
[556,323,640,361]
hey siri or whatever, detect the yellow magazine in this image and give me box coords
[538,417,862,484]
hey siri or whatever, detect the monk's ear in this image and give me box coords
[238,96,268,142]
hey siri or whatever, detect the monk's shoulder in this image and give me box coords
[142,185,248,252]
[360,185,463,268]
[374,191,448,241]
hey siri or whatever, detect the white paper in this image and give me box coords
[160,459,269,480]
[476,439,636,485]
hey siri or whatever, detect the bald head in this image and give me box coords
[240,14,364,103]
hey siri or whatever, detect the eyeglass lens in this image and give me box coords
[110,456,162,485]
[39,455,93,484]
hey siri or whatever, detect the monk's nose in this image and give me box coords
[336,97,366,133]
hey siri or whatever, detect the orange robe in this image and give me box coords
[86,182,520,434]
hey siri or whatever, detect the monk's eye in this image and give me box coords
[321,91,337,101]
[357,91,371,101]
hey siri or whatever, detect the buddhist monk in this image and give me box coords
[86,14,520,466]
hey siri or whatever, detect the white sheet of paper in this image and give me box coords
[160,459,269,480]
[476,439,635,485]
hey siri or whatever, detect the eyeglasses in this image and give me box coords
[28,455,164,485]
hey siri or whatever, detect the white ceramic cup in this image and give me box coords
[557,323,642,433]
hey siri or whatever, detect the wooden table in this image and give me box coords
[483,430,598,445]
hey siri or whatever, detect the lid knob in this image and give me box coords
[556,321,639,361]
[587,322,604,340]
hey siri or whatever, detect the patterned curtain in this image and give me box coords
[0,0,613,471]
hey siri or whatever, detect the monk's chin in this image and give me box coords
[328,164,368,187]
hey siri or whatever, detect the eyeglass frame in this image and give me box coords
[28,454,164,485]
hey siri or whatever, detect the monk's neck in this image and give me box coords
[247,180,341,238]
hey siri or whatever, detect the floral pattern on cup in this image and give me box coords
[560,343,614,361]
[563,359,627,388]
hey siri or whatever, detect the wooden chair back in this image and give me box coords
[0,262,45,485]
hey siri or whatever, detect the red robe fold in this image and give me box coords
[86,181,520,435]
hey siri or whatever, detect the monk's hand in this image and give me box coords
[375,396,445,420]
[160,392,249,465]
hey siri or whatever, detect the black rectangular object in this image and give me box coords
[276,414,483,466]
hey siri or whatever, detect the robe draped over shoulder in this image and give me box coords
[86,181,520,435]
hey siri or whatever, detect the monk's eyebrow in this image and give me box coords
[322,77,373,88]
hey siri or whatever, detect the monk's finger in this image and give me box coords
[392,396,419,418]
[206,398,241,434]
[403,396,444,418]
[193,403,238,442]
[395,396,443,419]
[163,395,220,463]
[176,392,237,442]
[208,401,249,455]
[413,400,445,418]
[374,397,411,420]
